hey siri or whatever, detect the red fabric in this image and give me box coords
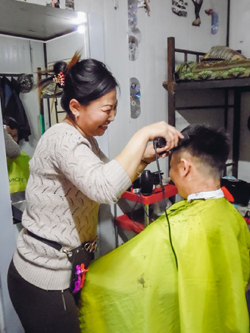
[244,217,250,225]
[221,186,234,202]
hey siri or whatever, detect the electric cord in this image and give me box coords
[153,143,178,269]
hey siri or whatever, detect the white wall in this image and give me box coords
[229,0,250,182]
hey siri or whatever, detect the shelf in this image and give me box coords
[114,184,178,235]
[121,184,178,205]
[163,77,250,92]
[114,214,144,234]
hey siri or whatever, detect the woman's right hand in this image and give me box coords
[143,121,184,151]
[115,121,183,181]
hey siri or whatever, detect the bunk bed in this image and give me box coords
[163,36,250,178]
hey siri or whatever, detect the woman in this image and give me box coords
[7,53,183,333]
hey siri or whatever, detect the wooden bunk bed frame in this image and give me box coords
[163,36,250,178]
[37,67,65,134]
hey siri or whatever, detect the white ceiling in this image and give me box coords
[0,0,81,41]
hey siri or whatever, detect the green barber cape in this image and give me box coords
[7,151,30,193]
[79,198,250,333]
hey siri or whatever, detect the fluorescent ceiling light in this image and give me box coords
[77,25,86,34]
[72,12,87,25]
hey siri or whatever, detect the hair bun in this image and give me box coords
[53,61,67,75]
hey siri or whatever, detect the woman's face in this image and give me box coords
[73,89,118,137]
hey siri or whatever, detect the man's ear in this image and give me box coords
[69,99,81,119]
[180,158,191,178]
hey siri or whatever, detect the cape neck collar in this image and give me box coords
[187,188,224,202]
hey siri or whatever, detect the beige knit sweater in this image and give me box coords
[13,123,131,290]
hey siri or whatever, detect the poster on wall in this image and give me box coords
[46,0,60,8]
[15,0,61,7]
[172,0,188,18]
[46,0,75,10]
[191,0,203,26]
[205,8,219,34]
[65,0,74,10]
[15,0,75,11]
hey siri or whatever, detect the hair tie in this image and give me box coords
[53,71,65,87]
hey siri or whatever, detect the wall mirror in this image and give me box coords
[0,0,90,217]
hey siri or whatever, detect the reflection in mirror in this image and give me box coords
[4,116,30,198]
[0,1,89,219]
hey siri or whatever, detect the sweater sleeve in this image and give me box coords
[54,129,131,204]
[4,127,20,159]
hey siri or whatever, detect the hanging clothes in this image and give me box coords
[0,76,31,141]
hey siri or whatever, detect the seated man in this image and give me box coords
[3,117,30,194]
[79,124,250,333]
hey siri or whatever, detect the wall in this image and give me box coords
[229,0,250,182]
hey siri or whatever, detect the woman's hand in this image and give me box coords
[115,121,183,181]
[145,121,184,151]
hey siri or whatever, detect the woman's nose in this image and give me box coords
[108,110,116,122]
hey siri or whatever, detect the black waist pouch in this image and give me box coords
[27,230,97,294]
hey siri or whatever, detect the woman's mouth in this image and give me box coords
[99,125,108,130]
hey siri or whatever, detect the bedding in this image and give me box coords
[175,58,250,81]
[175,46,250,82]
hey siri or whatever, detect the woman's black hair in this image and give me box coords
[38,54,119,117]
[54,57,119,116]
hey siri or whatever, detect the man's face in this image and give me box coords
[6,126,18,143]
[169,152,187,199]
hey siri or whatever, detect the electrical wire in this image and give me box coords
[154,143,178,269]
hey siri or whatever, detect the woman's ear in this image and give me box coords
[69,99,81,119]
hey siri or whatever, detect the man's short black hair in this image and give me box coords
[173,124,230,176]
[3,116,19,130]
